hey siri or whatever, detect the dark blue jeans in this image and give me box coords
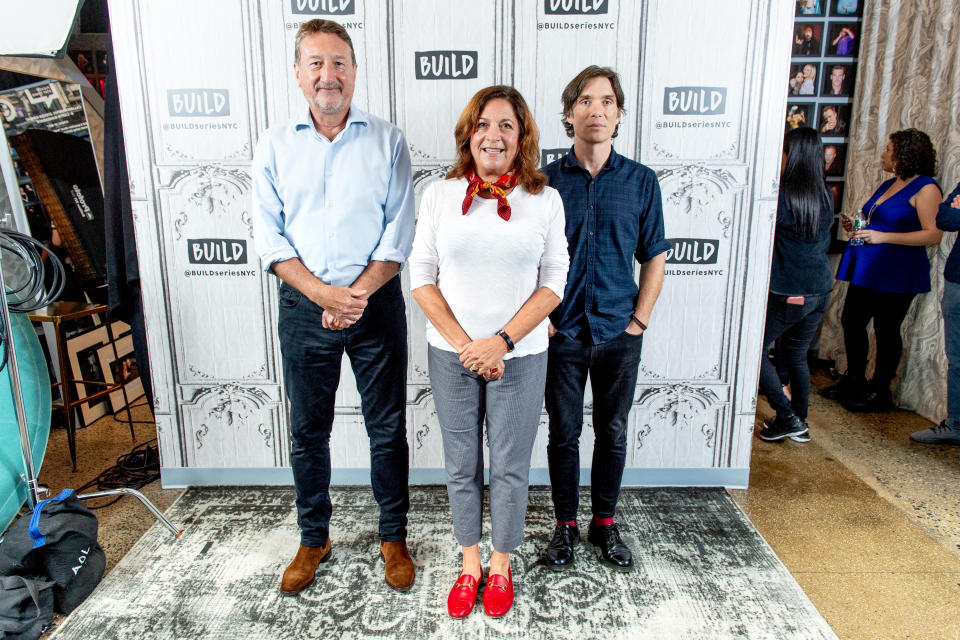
[758,292,830,421]
[944,281,960,430]
[278,276,409,547]
[545,329,644,522]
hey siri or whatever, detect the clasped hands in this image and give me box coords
[458,337,506,381]
[312,284,367,330]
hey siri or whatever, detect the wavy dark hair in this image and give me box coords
[889,128,937,179]
[781,127,832,239]
[447,86,547,194]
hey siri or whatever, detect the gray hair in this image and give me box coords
[294,19,356,65]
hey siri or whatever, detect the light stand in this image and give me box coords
[1,247,181,537]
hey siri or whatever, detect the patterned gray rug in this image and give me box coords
[49,486,836,639]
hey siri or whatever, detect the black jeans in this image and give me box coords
[758,292,830,421]
[278,276,409,547]
[545,329,644,522]
[840,284,915,389]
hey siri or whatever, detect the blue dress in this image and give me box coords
[836,175,939,294]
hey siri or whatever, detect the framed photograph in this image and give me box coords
[796,0,825,16]
[66,326,111,425]
[828,181,845,213]
[110,319,132,338]
[792,22,823,57]
[826,22,859,57]
[831,0,862,17]
[821,63,855,97]
[785,103,815,132]
[788,62,819,97]
[819,103,850,136]
[824,143,847,177]
[97,335,144,413]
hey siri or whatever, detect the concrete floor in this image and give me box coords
[30,372,960,640]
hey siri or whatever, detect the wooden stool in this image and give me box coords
[29,302,135,471]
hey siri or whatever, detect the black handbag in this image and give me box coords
[0,490,105,614]
[0,575,54,640]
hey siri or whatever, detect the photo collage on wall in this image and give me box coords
[788,0,863,252]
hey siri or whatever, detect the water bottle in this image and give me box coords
[848,209,866,246]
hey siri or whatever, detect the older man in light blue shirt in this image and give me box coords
[252,18,416,597]
[254,105,414,287]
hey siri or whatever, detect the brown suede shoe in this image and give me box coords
[280,540,331,596]
[379,540,415,592]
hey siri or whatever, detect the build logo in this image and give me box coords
[662,87,726,116]
[540,148,569,166]
[188,239,248,265]
[167,89,230,117]
[544,0,608,14]
[290,0,355,14]
[415,51,478,79]
[665,238,719,265]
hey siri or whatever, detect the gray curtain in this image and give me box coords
[818,0,960,422]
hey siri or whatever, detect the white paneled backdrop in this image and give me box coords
[108,0,794,488]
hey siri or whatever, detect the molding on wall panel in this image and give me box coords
[161,466,748,489]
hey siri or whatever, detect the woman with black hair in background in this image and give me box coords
[758,127,835,442]
[822,129,942,412]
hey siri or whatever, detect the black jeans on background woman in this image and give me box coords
[758,292,830,421]
[840,283,916,393]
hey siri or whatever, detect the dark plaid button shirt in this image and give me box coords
[543,147,669,345]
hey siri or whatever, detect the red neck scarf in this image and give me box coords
[462,168,519,221]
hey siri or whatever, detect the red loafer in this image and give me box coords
[482,568,513,618]
[447,573,480,618]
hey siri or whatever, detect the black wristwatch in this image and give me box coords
[496,329,515,352]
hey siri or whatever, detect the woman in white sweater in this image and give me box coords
[409,85,568,619]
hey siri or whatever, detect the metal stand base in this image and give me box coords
[79,487,182,537]
[3,240,182,539]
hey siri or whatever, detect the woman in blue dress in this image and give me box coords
[822,129,943,411]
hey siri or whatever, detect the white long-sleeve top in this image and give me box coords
[409,177,569,359]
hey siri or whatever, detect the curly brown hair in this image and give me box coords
[889,128,937,179]
[446,86,546,195]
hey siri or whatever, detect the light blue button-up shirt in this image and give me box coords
[252,105,415,286]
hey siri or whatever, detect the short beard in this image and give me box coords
[312,81,346,114]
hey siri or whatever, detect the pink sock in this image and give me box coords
[593,516,614,527]
[557,520,576,527]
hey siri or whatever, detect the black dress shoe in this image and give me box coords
[586,522,633,572]
[544,523,580,571]
[842,386,893,412]
[819,375,864,401]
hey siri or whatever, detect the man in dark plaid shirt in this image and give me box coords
[541,66,669,573]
